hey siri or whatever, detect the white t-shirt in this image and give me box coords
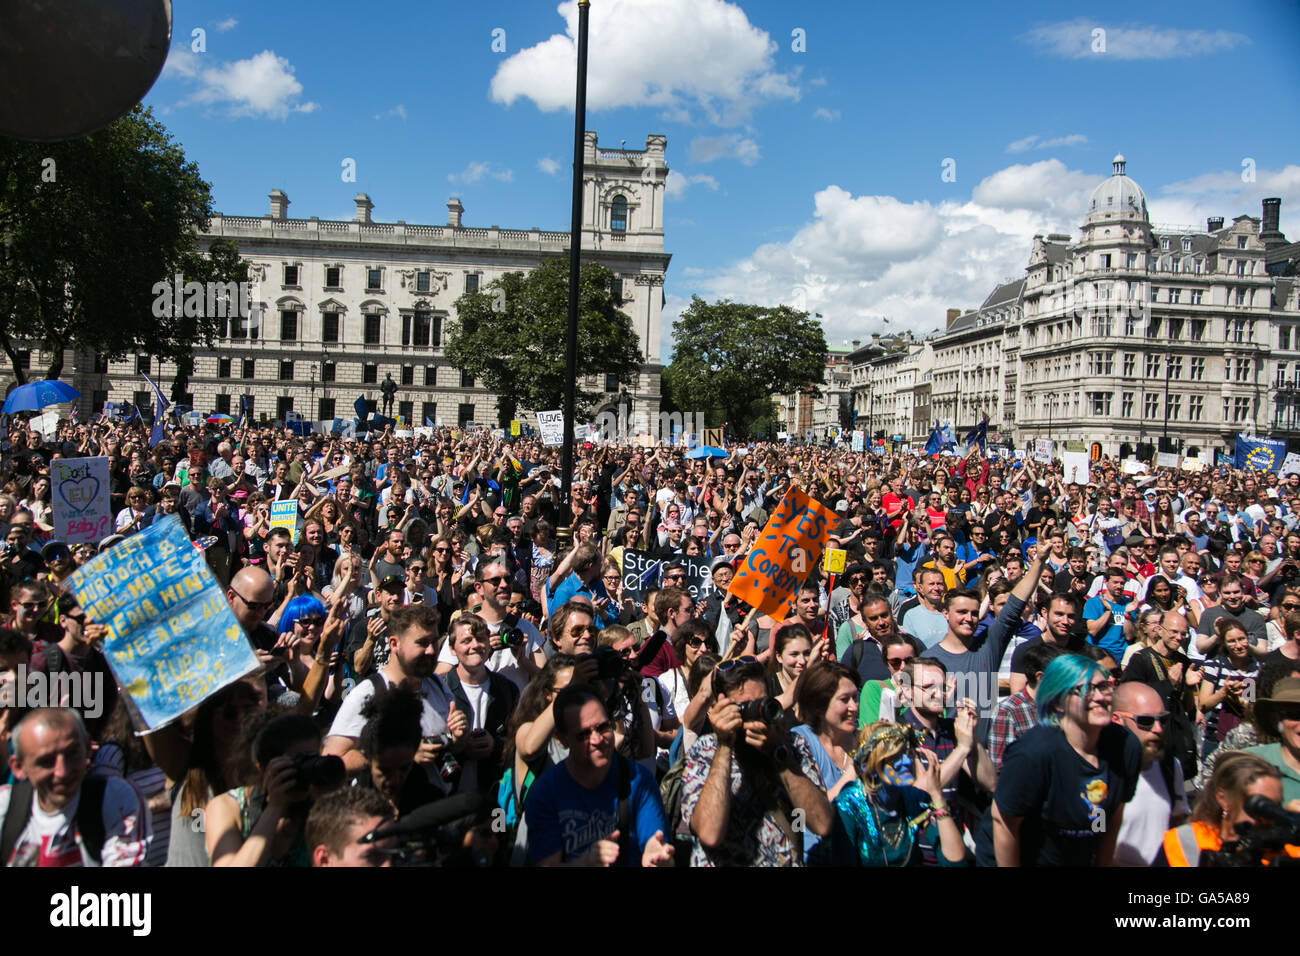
[0,778,152,867]
[1113,760,1188,866]
[328,671,453,788]
[437,617,543,691]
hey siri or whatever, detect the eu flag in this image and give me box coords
[924,422,942,456]
[963,416,988,452]
[1234,434,1287,472]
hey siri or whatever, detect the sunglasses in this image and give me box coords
[1113,709,1170,731]
[886,654,915,669]
[296,616,325,628]
[685,636,708,649]
[572,720,615,743]
[715,655,758,675]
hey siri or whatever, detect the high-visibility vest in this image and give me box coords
[1161,822,1220,867]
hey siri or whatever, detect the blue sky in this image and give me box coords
[149,0,1300,359]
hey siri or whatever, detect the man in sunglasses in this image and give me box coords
[226,566,279,656]
[1111,681,1189,866]
[6,581,59,653]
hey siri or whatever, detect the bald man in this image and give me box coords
[1110,681,1189,866]
[0,708,151,866]
[226,566,278,656]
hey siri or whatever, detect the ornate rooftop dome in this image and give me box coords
[1088,153,1148,220]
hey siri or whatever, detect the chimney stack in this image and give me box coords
[447,197,464,229]
[851,339,861,349]
[1207,216,1224,232]
[268,189,289,220]
[946,308,961,328]
[1261,198,1284,248]
[353,193,373,224]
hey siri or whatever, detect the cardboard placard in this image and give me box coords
[537,410,564,447]
[52,456,112,545]
[727,487,835,618]
[269,499,297,530]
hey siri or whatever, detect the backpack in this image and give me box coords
[658,737,693,867]
[1,776,109,865]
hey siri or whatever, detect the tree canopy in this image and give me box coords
[445,258,643,423]
[664,297,828,437]
[0,105,242,386]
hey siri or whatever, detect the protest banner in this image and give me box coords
[703,427,724,448]
[728,486,836,619]
[1234,434,1286,472]
[851,431,865,453]
[1033,438,1054,463]
[1181,458,1205,472]
[537,409,564,447]
[51,456,111,545]
[1155,451,1181,469]
[1121,458,1147,475]
[620,548,716,605]
[1062,451,1090,485]
[69,516,260,730]
[1281,453,1300,478]
[270,500,297,530]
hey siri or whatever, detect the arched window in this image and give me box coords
[611,195,627,232]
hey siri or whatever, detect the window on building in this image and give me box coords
[1091,315,1112,337]
[398,400,413,422]
[241,395,255,420]
[1182,238,1192,252]
[276,396,293,422]
[284,265,299,286]
[1148,316,1161,339]
[421,402,437,426]
[611,278,623,301]
[1236,289,1247,306]
[1169,356,1183,379]
[611,195,628,232]
[322,312,340,344]
[1229,319,1246,343]
[1190,357,1205,380]
[401,314,411,347]
[460,370,475,388]
[1190,318,1205,341]
[1169,318,1183,340]
[1237,260,1247,277]
[1100,254,1111,269]
[280,310,297,341]
[279,360,294,381]
[218,358,231,379]
[424,366,437,387]
[1238,236,1247,249]
[364,314,381,345]
[1169,289,1181,304]
[1170,258,1179,274]
[1144,393,1160,419]
[321,362,335,383]
[431,314,443,347]
[93,353,109,374]
[1283,327,1293,351]
[1124,315,1139,336]
[242,358,255,379]
[1089,352,1114,375]
[1121,392,1134,417]
[457,402,476,426]
[1278,362,1290,387]
[413,311,431,348]
[325,266,341,288]
[367,268,382,291]
[1145,354,1161,378]
[1188,395,1203,421]
[1089,392,1112,416]
[464,274,479,294]
[1190,290,1203,305]
[1167,394,1181,420]
[1122,353,1136,377]
[1238,357,1252,381]
[401,365,414,386]
[1235,396,1250,421]
[363,363,377,384]
[91,388,108,412]
[1126,253,1138,269]
[133,391,153,422]
[416,271,430,293]
[136,355,150,374]
[318,398,335,421]
[214,394,231,415]
[1161,238,1171,250]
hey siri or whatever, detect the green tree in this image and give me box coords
[445,258,642,424]
[666,297,828,437]
[0,105,240,386]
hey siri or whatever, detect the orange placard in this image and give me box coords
[728,487,836,619]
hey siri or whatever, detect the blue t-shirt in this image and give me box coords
[1082,594,1127,661]
[894,542,927,594]
[525,757,668,865]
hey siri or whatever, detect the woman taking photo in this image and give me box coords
[1198,616,1260,760]
[792,662,862,801]
[993,653,1143,866]
[818,721,967,867]
[205,711,344,867]
[1157,752,1297,865]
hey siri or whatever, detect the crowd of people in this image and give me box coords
[2,412,1300,867]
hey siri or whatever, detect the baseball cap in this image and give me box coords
[377,574,405,593]
[835,500,849,513]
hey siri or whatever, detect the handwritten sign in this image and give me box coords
[68,516,260,730]
[1033,439,1054,464]
[1062,451,1090,486]
[537,409,564,447]
[851,431,865,453]
[1155,452,1181,469]
[620,549,716,606]
[728,486,836,619]
[823,547,846,575]
[51,456,111,545]
[1281,453,1300,478]
[269,500,297,530]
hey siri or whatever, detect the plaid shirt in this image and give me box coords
[989,690,1037,770]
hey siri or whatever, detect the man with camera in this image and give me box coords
[681,657,832,866]
[436,561,542,690]
[325,604,467,788]
[525,685,674,866]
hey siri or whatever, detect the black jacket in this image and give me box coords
[443,667,520,794]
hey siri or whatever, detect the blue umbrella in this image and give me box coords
[686,445,727,459]
[2,379,81,414]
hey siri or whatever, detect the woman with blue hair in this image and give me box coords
[991,653,1142,866]
[268,595,342,717]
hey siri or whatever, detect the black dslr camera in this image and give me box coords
[1201,796,1300,867]
[738,697,783,724]
[290,753,346,790]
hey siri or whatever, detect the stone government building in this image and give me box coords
[30,132,671,434]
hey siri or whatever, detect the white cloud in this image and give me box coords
[1022,19,1250,60]
[689,134,760,166]
[215,17,238,32]
[449,162,515,185]
[1151,163,1300,236]
[808,76,828,87]
[171,49,319,119]
[813,107,840,122]
[677,160,1122,346]
[1007,133,1088,152]
[537,157,561,176]
[665,171,720,200]
[489,0,799,125]
[374,105,407,121]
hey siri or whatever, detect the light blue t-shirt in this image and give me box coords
[901,604,948,649]
[524,757,667,865]
[1083,594,1127,661]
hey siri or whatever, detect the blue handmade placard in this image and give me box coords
[68,516,260,730]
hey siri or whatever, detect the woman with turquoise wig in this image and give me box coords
[269,595,342,717]
[992,653,1143,866]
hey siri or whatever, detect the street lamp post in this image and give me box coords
[557,0,591,556]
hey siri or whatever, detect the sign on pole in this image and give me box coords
[728,487,836,619]
[52,456,112,544]
[851,431,865,452]
[537,410,564,447]
[68,516,261,730]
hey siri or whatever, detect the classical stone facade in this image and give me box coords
[33,132,671,433]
